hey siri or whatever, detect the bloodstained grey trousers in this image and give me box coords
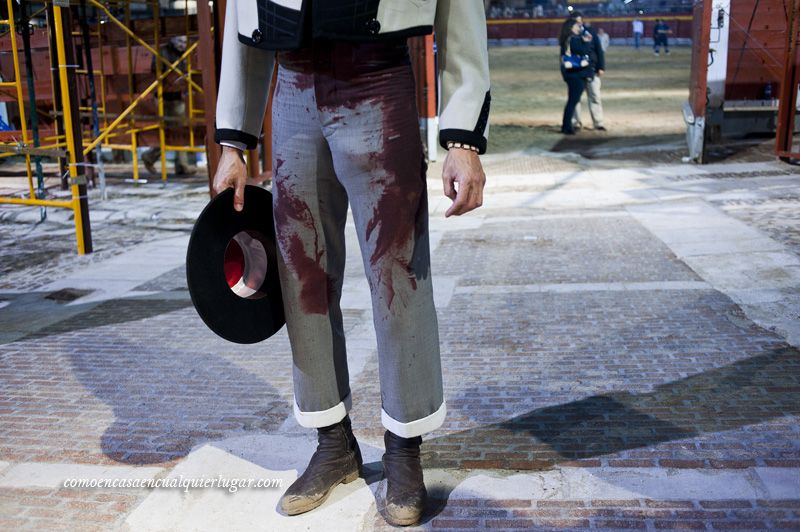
[271,41,445,438]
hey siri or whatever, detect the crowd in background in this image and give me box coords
[486,0,692,18]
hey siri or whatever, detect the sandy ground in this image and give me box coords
[487,45,690,153]
[486,45,778,166]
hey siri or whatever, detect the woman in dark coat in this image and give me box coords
[559,19,593,134]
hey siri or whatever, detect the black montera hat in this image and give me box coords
[186,185,285,344]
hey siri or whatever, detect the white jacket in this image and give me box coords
[215,0,491,153]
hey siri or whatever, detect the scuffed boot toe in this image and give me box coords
[280,467,360,515]
[278,415,362,516]
[384,488,426,526]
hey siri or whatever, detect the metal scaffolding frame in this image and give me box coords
[0,0,91,254]
[0,0,218,254]
[685,0,799,164]
[80,0,205,183]
[776,0,800,161]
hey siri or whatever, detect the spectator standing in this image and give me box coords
[142,36,197,176]
[653,19,671,55]
[559,18,593,134]
[598,28,610,51]
[571,12,606,131]
[632,17,644,49]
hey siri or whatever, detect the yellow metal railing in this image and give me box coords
[1,0,209,254]
[84,0,204,183]
[81,42,200,155]
[0,0,88,254]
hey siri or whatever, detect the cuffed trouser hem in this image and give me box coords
[293,393,352,428]
[381,402,446,438]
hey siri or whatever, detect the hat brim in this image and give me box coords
[186,186,285,344]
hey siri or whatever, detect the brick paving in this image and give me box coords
[0,487,147,532]
[1,159,799,530]
[432,217,700,285]
[0,301,374,465]
[425,292,798,470]
[370,498,800,531]
[0,179,207,292]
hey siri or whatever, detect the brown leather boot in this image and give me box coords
[382,431,426,526]
[279,416,362,515]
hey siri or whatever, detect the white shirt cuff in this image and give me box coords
[219,140,247,152]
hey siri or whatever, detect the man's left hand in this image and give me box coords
[597,69,605,77]
[442,148,486,217]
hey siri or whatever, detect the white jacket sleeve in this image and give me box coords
[214,0,274,149]
[434,0,491,154]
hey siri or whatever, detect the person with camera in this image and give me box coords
[559,18,593,135]
[569,11,606,131]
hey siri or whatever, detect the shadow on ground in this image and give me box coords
[487,124,691,165]
[549,132,687,162]
[703,136,783,164]
[0,294,193,345]
[417,346,799,518]
[62,310,291,465]
[0,291,290,465]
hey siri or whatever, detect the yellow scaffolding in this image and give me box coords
[0,0,210,255]
[0,0,88,254]
[79,0,204,183]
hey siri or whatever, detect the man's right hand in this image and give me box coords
[212,146,247,211]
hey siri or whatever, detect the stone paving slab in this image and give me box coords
[119,438,800,531]
[0,463,163,489]
[432,215,699,286]
[38,235,190,305]
[629,199,800,346]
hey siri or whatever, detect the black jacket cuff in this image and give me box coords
[214,128,259,150]
[439,129,487,155]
